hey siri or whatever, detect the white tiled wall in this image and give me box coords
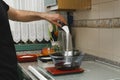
[99,1,114,19]
[73,0,120,62]
[74,0,119,19]
[114,0,120,17]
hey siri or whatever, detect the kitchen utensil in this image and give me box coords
[28,66,48,80]
[17,54,37,62]
[58,21,73,51]
[28,66,55,80]
[38,56,52,62]
[41,48,55,56]
[50,51,85,70]
[57,30,73,52]
[58,22,72,51]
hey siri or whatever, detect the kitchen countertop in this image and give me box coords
[19,60,120,80]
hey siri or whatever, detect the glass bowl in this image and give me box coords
[50,51,84,70]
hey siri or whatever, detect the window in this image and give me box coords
[5,0,51,51]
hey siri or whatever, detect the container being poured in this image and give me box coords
[59,22,73,51]
[60,23,75,67]
[62,25,71,50]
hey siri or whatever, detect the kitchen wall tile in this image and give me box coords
[72,28,89,51]
[99,0,114,3]
[72,27,120,62]
[74,10,91,20]
[73,0,119,20]
[92,0,114,5]
[73,11,81,20]
[74,5,99,20]
[74,18,120,28]
[73,20,87,27]
[72,0,120,63]
[87,20,98,27]
[73,20,80,27]
[92,0,100,5]
[111,18,120,28]
[99,29,114,60]
[87,28,100,55]
[78,20,87,27]
[89,4,100,19]
[98,19,112,28]
[113,29,120,59]
[99,1,114,19]
[114,0,120,18]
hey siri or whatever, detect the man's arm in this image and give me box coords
[8,7,66,26]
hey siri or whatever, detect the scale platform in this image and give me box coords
[46,67,84,75]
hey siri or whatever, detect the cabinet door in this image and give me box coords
[46,0,91,11]
[58,0,78,10]
[78,0,91,10]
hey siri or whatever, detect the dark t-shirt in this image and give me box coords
[0,0,19,80]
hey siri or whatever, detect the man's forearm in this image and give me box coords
[8,8,47,22]
[8,7,67,26]
[14,10,43,22]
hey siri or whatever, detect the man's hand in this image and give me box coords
[41,13,67,27]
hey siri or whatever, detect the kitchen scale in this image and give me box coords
[46,67,84,75]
